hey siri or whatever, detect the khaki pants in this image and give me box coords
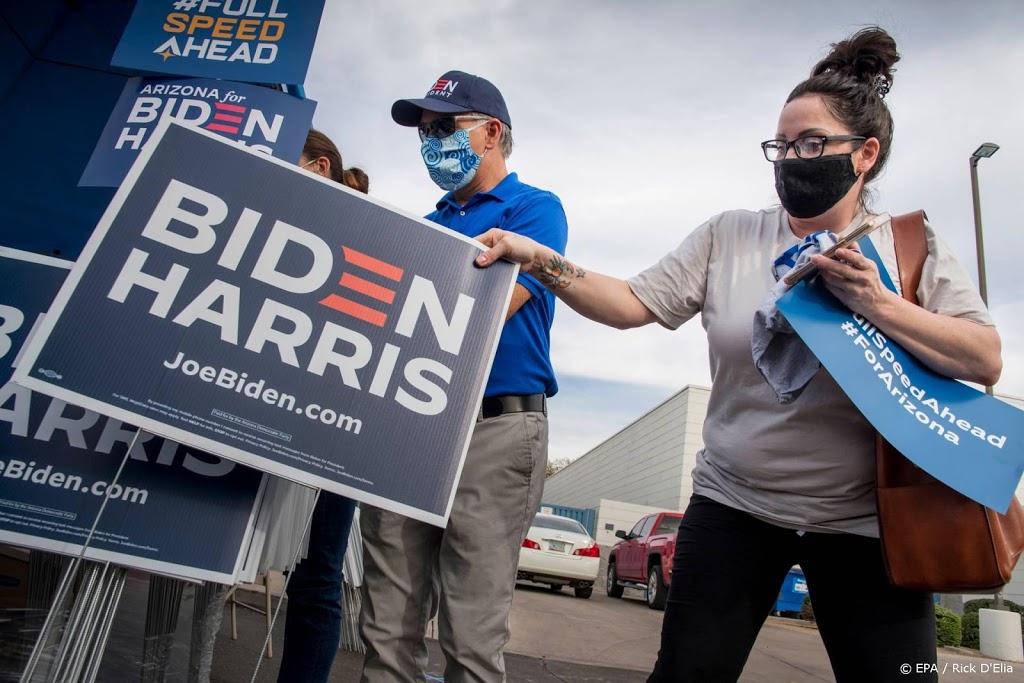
[359,410,548,683]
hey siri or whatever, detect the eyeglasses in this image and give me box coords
[417,115,492,142]
[761,135,866,162]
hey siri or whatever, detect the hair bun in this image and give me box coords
[342,167,370,194]
[811,26,900,98]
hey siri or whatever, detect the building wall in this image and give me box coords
[593,499,670,547]
[1011,475,1024,604]
[1004,559,1024,605]
[677,386,708,505]
[1009,460,1024,606]
[998,394,1024,605]
[541,386,710,512]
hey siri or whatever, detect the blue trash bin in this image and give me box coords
[775,566,808,614]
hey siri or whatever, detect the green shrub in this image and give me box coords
[961,611,980,649]
[935,605,962,647]
[961,599,1024,652]
[963,598,1024,617]
[800,594,814,622]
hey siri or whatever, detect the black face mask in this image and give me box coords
[774,154,860,219]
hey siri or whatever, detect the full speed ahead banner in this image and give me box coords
[111,0,326,84]
[14,120,518,527]
[0,247,265,583]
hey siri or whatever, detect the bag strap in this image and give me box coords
[889,210,928,306]
[876,210,931,488]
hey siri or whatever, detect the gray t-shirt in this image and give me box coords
[627,207,993,537]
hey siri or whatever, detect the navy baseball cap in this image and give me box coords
[391,70,511,129]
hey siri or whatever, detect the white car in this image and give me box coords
[517,513,600,598]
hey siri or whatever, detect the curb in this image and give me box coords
[766,615,818,630]
[937,645,1021,661]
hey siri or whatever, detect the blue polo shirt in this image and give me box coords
[426,172,568,398]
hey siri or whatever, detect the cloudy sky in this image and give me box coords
[303,0,1023,462]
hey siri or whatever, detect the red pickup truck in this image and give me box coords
[606,511,683,610]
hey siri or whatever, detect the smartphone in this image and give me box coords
[783,214,890,287]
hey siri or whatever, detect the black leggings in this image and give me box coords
[647,495,937,683]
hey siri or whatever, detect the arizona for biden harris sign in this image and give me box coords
[14,121,517,527]
[80,77,316,187]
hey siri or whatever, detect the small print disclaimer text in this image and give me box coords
[901,662,1014,675]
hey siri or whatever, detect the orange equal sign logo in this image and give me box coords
[205,101,247,134]
[318,247,405,327]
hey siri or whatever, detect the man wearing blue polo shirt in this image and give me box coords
[359,70,568,682]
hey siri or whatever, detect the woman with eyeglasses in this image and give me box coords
[474,27,1000,683]
[265,127,367,683]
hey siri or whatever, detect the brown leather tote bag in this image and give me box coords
[875,210,1024,592]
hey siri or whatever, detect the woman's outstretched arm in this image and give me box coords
[475,228,660,330]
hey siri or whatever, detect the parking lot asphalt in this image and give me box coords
[504,582,1021,683]
[208,580,1021,682]
[507,582,838,681]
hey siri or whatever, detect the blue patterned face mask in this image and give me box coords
[420,121,488,192]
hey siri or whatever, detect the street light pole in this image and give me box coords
[969,158,989,306]
[969,142,1002,611]
[969,142,999,398]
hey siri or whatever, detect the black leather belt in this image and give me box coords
[481,394,547,419]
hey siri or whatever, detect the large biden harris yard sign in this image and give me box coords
[14,121,518,527]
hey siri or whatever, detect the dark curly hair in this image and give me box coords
[787,27,900,198]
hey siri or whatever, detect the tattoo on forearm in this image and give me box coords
[534,255,587,289]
